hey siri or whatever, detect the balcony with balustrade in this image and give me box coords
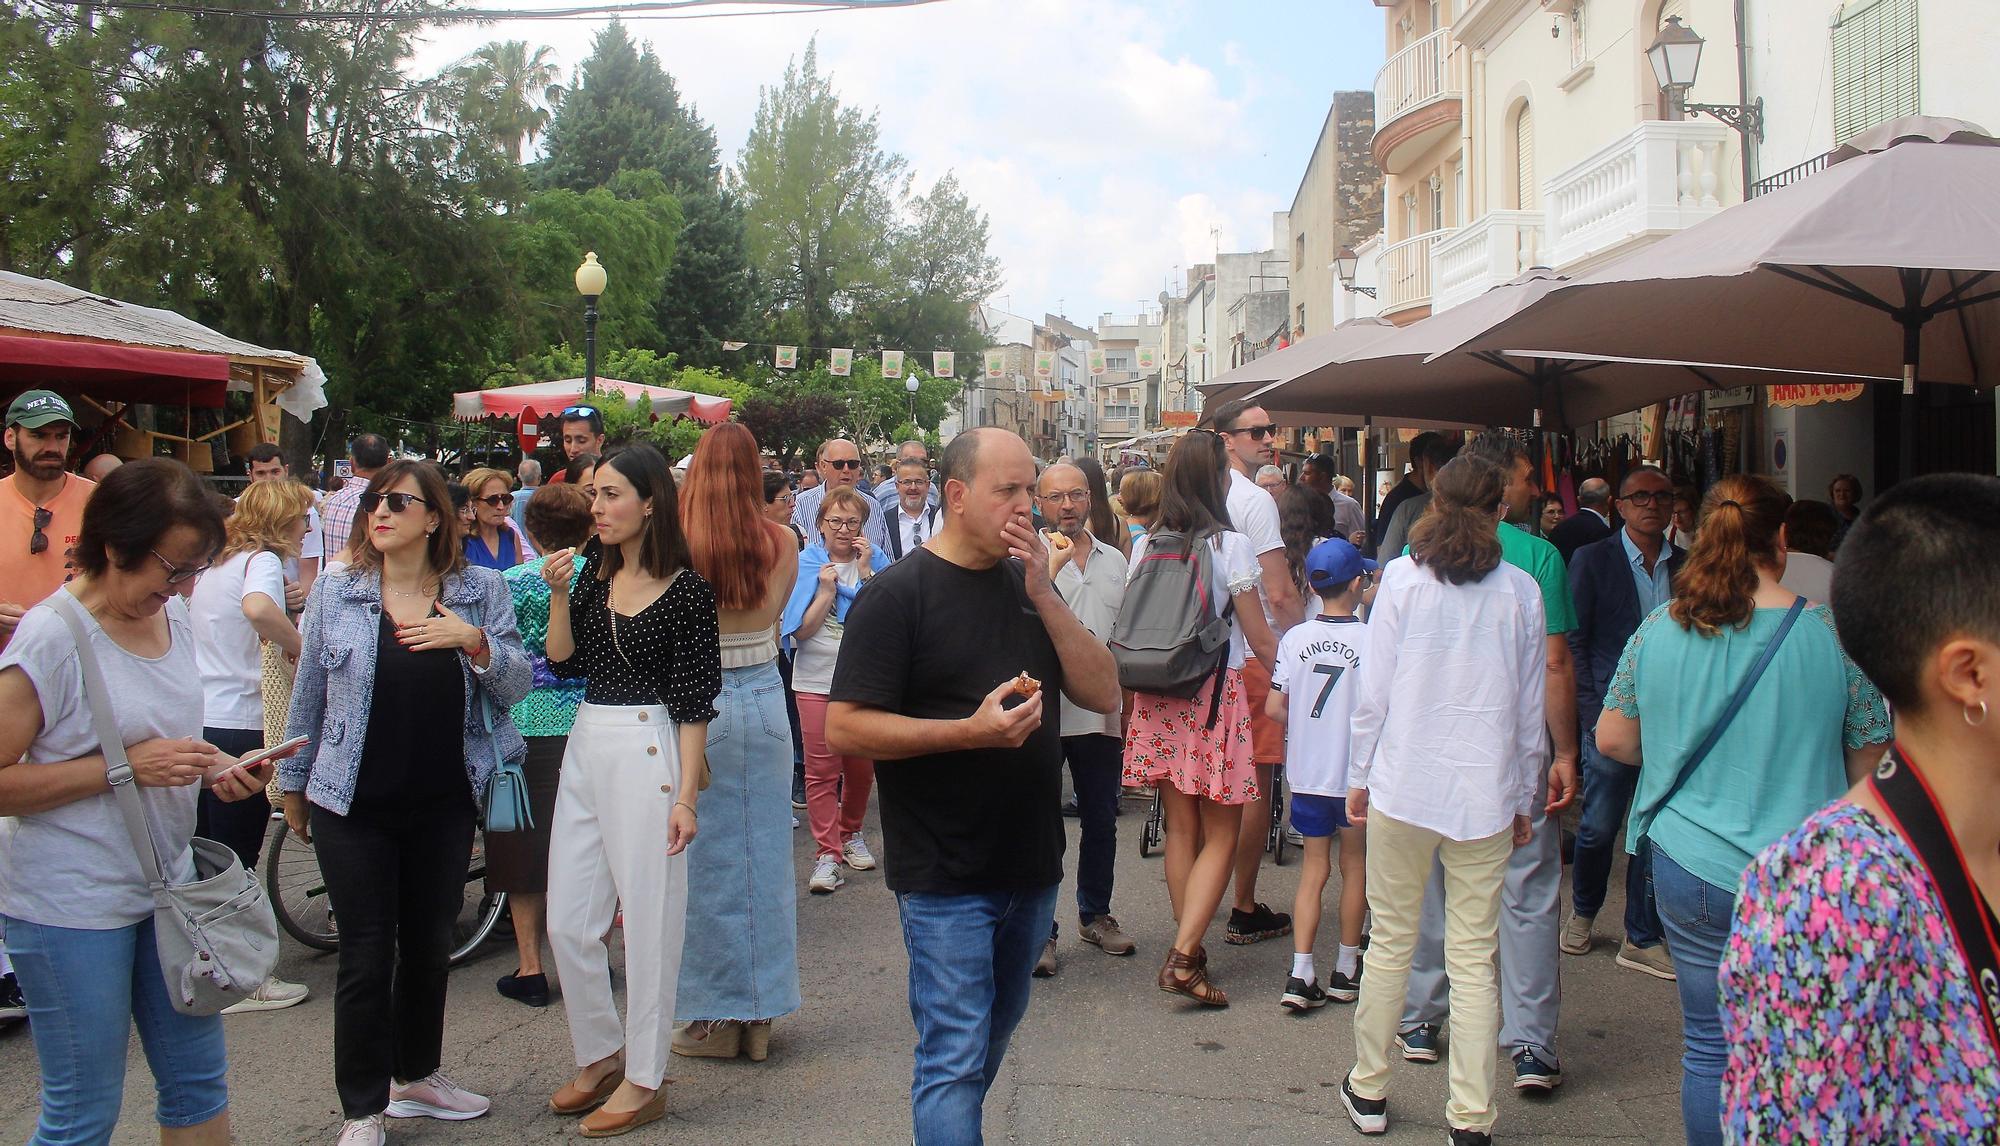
[1372,27,1462,174]
[1429,210,1546,313]
[1379,230,1446,318]
[1541,119,1734,271]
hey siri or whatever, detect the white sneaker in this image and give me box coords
[386,1070,490,1120]
[222,976,310,1014]
[842,832,877,871]
[336,1114,385,1145]
[809,855,846,894]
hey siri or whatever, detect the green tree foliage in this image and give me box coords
[439,40,563,165]
[504,169,682,353]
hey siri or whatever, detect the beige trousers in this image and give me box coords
[1348,811,1512,1133]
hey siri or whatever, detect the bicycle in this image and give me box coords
[263,818,508,967]
[1265,762,1289,866]
[1138,784,1164,857]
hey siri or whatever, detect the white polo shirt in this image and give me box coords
[1052,536,1127,738]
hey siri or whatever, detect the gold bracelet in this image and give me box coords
[674,800,697,817]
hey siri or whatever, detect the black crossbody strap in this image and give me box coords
[1869,744,2000,1058]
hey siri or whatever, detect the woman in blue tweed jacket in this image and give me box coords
[278,459,531,1146]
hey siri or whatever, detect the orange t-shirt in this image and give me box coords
[0,472,96,612]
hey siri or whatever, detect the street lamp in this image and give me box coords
[574,252,608,395]
[1334,246,1376,299]
[905,376,920,427]
[1646,16,1763,141]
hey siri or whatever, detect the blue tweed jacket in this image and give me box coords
[279,564,532,816]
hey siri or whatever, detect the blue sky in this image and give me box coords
[415,0,1386,326]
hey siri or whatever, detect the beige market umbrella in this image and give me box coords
[1197,316,1400,410]
[1448,117,2000,406]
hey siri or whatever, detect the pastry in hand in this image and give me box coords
[1010,671,1041,698]
[1044,529,1073,551]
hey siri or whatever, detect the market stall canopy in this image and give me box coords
[0,270,329,419]
[454,377,735,427]
[1197,317,1400,408]
[1450,117,2000,390]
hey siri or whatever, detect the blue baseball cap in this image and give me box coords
[1305,537,1376,592]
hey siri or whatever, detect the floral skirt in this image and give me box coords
[1122,668,1259,805]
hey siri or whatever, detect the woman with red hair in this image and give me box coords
[670,422,803,1060]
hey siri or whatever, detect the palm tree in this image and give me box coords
[450,40,562,164]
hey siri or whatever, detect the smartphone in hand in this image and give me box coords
[206,735,310,783]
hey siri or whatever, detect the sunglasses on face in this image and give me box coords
[825,459,862,471]
[1225,424,1279,440]
[29,506,51,555]
[474,493,515,509]
[360,491,432,515]
[151,549,211,586]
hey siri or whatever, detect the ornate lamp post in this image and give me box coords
[1334,246,1376,299]
[1646,16,1763,142]
[905,376,920,427]
[574,252,608,396]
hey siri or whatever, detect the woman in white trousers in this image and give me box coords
[540,445,721,1138]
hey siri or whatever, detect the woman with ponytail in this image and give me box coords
[1592,473,1890,1146]
[1340,455,1547,1144]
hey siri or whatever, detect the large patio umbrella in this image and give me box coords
[1448,117,2000,412]
[1197,317,1400,410]
[1233,269,1876,428]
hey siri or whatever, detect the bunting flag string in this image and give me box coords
[881,349,904,379]
[774,345,798,370]
[684,334,980,379]
[829,347,852,376]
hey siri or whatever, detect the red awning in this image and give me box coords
[0,335,232,407]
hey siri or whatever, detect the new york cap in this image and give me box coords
[1305,537,1376,592]
[6,390,76,430]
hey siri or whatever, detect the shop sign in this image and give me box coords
[1160,411,1199,428]
[1768,382,1866,409]
[1705,386,1756,409]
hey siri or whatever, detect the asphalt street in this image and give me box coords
[0,793,1690,1144]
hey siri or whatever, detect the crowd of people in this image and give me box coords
[0,383,1994,1146]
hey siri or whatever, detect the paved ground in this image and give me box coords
[0,793,1690,1144]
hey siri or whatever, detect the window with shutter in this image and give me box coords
[1513,105,1536,210]
[1831,0,1919,142]
[1657,0,1686,25]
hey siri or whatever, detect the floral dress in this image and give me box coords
[1720,800,2000,1143]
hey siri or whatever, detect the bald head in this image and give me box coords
[939,428,1037,564]
[816,437,861,488]
[82,453,124,483]
[942,427,1013,487]
[1577,477,1611,509]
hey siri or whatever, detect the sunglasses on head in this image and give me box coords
[562,405,598,420]
[826,459,863,470]
[29,506,51,556]
[1225,423,1278,440]
[360,491,432,515]
[474,493,515,509]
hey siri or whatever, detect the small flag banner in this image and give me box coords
[775,345,798,370]
[1190,343,1207,356]
[829,348,852,376]
[984,349,1006,378]
[1086,348,1107,376]
[1033,350,1056,380]
[881,350,904,379]
[932,351,955,378]
[722,341,748,351]
[1136,346,1158,369]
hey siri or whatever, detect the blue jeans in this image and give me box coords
[1650,847,1732,1146]
[1063,734,1121,925]
[1571,735,1663,946]
[2,913,230,1143]
[897,884,1059,1146]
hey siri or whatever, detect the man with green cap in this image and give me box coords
[2,390,93,645]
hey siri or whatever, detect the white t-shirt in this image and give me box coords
[286,504,324,582]
[1225,469,1285,640]
[1127,529,1262,670]
[190,550,287,729]
[1270,613,1367,796]
[792,558,865,694]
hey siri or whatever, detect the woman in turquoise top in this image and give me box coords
[486,480,595,1008]
[1595,473,1890,1146]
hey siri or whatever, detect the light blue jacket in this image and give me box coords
[280,565,533,816]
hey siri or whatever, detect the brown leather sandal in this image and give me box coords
[1156,946,1229,1007]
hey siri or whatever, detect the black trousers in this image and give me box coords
[197,726,271,870]
[310,796,476,1118]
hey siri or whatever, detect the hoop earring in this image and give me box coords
[1966,700,1989,727]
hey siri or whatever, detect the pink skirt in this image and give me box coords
[1121,668,1259,805]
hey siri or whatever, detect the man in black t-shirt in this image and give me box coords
[827,427,1120,1146]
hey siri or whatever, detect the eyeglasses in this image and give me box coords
[150,549,211,586]
[823,517,864,533]
[29,506,51,555]
[561,405,598,419]
[1039,489,1091,505]
[1224,424,1279,440]
[359,491,432,515]
[895,477,930,489]
[474,493,515,509]
[1621,491,1670,508]
[826,459,863,471]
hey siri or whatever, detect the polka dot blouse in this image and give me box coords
[550,547,722,723]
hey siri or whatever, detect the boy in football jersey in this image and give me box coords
[1268,538,1375,1012]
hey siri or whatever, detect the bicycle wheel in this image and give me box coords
[264,819,339,952]
[1269,767,1290,866]
[1139,789,1163,858]
[448,830,508,967]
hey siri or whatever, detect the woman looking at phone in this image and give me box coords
[0,459,277,1145]
[280,460,532,1146]
[189,476,316,1014]
[540,444,721,1137]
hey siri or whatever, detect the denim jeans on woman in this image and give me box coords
[897,883,1058,1146]
[2,913,229,1144]
[1650,845,1733,1146]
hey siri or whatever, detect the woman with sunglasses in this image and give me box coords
[280,460,532,1146]
[460,467,536,572]
[782,485,888,897]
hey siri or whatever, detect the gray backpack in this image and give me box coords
[1109,528,1235,726]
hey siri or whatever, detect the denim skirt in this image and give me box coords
[675,658,803,1021]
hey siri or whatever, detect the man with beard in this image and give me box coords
[1028,462,1131,978]
[1,392,93,647]
[868,457,941,562]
